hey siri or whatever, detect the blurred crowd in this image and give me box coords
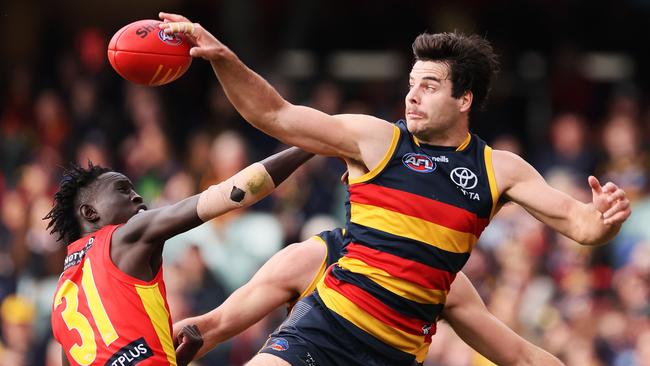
[2,3,650,365]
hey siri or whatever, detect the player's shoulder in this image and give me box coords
[491,149,542,191]
[491,149,535,175]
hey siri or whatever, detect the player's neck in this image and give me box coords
[80,223,102,238]
[414,126,470,148]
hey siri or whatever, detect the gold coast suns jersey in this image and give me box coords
[316,120,499,363]
[52,225,177,366]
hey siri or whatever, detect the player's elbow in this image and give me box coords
[244,99,292,131]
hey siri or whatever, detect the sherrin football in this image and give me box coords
[107,20,192,86]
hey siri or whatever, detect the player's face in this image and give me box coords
[405,61,464,141]
[91,172,147,226]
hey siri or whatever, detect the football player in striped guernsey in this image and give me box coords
[161,12,630,366]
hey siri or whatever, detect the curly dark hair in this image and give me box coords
[43,162,112,244]
[412,31,500,112]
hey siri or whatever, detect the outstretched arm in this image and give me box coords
[112,147,314,279]
[157,12,395,165]
[442,273,564,366]
[493,150,630,246]
[118,147,312,244]
[172,238,326,360]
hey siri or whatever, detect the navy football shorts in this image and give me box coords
[258,292,421,366]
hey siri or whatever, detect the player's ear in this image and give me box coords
[458,90,473,113]
[80,204,99,223]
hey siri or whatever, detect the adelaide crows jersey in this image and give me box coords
[316,120,499,363]
[52,225,177,366]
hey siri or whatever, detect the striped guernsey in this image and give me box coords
[316,120,499,363]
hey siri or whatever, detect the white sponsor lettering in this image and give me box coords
[460,188,480,201]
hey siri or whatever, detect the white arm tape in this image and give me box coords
[196,163,276,221]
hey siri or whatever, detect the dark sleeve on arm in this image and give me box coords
[260,147,315,186]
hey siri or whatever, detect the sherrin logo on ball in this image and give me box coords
[402,153,436,173]
[107,19,192,86]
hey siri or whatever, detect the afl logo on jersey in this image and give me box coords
[402,153,436,173]
[450,167,478,189]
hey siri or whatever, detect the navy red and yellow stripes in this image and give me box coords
[347,223,470,273]
[331,264,444,322]
[316,120,499,364]
[344,243,455,292]
[317,270,433,359]
[350,183,489,238]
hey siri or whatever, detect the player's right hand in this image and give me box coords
[175,324,204,366]
[158,12,228,60]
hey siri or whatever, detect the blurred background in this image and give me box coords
[1,0,650,365]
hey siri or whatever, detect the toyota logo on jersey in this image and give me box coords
[450,167,478,189]
[402,153,436,173]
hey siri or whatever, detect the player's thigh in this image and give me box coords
[245,353,292,366]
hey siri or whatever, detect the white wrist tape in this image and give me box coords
[196,163,275,221]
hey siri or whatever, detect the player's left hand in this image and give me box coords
[175,324,203,366]
[158,12,227,60]
[588,176,631,225]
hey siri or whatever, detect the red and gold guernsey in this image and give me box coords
[52,225,177,366]
[316,120,500,364]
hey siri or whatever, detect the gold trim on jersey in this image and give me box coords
[337,257,448,304]
[412,132,471,151]
[350,202,477,253]
[135,284,176,366]
[484,146,499,219]
[316,281,430,361]
[456,133,472,151]
[349,125,400,184]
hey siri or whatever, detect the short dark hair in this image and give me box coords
[44,163,112,244]
[412,31,500,111]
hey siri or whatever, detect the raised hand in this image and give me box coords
[158,12,227,60]
[588,175,631,225]
[175,324,204,366]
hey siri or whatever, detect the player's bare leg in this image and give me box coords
[245,353,292,366]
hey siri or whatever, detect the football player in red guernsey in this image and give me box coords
[47,147,313,366]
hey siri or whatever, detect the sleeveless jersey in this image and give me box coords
[52,225,177,366]
[316,120,499,363]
